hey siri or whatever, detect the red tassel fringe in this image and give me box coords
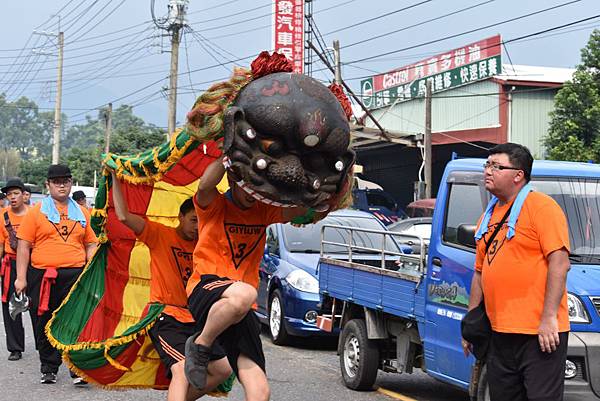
[251,51,293,79]
[328,83,353,121]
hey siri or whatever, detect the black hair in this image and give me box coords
[179,197,195,216]
[488,142,533,182]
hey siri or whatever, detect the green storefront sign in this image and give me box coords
[361,55,501,110]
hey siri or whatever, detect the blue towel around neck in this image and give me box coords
[474,183,532,241]
[40,196,87,228]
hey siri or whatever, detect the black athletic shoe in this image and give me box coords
[184,335,211,390]
[8,351,22,361]
[40,372,57,384]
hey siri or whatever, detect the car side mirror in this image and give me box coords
[457,224,477,248]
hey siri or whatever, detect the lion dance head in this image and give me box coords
[186,52,355,218]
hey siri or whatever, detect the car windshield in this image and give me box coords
[531,178,600,262]
[283,214,401,254]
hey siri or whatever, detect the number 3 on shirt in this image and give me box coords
[235,243,247,259]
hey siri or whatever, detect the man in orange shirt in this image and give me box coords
[184,156,310,401]
[109,171,231,401]
[0,178,29,361]
[463,143,571,401]
[14,164,98,385]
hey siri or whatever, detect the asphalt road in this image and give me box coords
[0,313,469,401]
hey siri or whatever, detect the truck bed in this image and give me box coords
[319,257,427,321]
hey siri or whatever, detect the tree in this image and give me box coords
[20,156,51,187]
[545,29,600,161]
[60,105,166,185]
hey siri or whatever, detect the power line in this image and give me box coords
[0,25,157,68]
[61,1,101,33]
[68,0,128,43]
[323,0,433,36]
[190,2,271,24]
[341,0,495,50]
[338,0,583,67]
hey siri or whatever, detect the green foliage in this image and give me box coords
[0,93,166,185]
[61,105,166,186]
[20,156,51,187]
[545,30,600,161]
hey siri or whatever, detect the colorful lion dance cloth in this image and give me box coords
[46,52,354,392]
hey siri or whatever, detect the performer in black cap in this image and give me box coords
[0,178,29,361]
[71,190,89,210]
[15,164,98,385]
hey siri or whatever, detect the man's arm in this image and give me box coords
[85,242,97,262]
[196,157,226,208]
[462,270,484,356]
[14,239,31,295]
[467,270,484,311]
[538,248,570,353]
[111,171,145,235]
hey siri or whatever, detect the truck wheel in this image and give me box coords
[476,365,491,401]
[269,289,289,345]
[339,319,379,390]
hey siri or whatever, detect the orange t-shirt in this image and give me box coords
[0,207,28,255]
[475,191,570,334]
[17,202,98,269]
[137,220,195,323]
[186,193,285,295]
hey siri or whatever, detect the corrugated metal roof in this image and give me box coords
[495,64,574,84]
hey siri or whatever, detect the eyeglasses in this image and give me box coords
[483,162,521,172]
[49,178,72,186]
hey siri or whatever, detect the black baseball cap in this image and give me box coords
[72,190,86,201]
[47,164,72,179]
[2,178,25,193]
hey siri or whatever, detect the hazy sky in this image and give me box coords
[0,0,598,129]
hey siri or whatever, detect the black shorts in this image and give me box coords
[487,331,569,401]
[188,274,265,376]
[148,313,226,378]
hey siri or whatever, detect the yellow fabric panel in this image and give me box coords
[114,241,151,336]
[217,174,229,194]
[146,180,197,221]
[114,335,164,387]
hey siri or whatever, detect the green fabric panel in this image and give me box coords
[69,342,130,370]
[216,373,236,393]
[48,245,108,344]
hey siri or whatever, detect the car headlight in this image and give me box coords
[286,269,319,293]
[567,293,590,323]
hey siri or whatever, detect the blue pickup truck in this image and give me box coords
[318,159,600,400]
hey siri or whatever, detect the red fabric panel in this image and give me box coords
[77,182,153,342]
[83,340,142,385]
[162,141,222,187]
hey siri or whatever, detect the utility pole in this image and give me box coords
[333,40,341,85]
[35,28,64,164]
[152,0,188,138]
[167,25,181,137]
[424,80,432,199]
[52,31,64,164]
[104,103,112,154]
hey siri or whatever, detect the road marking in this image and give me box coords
[377,387,419,401]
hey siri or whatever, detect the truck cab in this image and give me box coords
[318,159,600,400]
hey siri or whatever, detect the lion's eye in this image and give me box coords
[245,128,256,140]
